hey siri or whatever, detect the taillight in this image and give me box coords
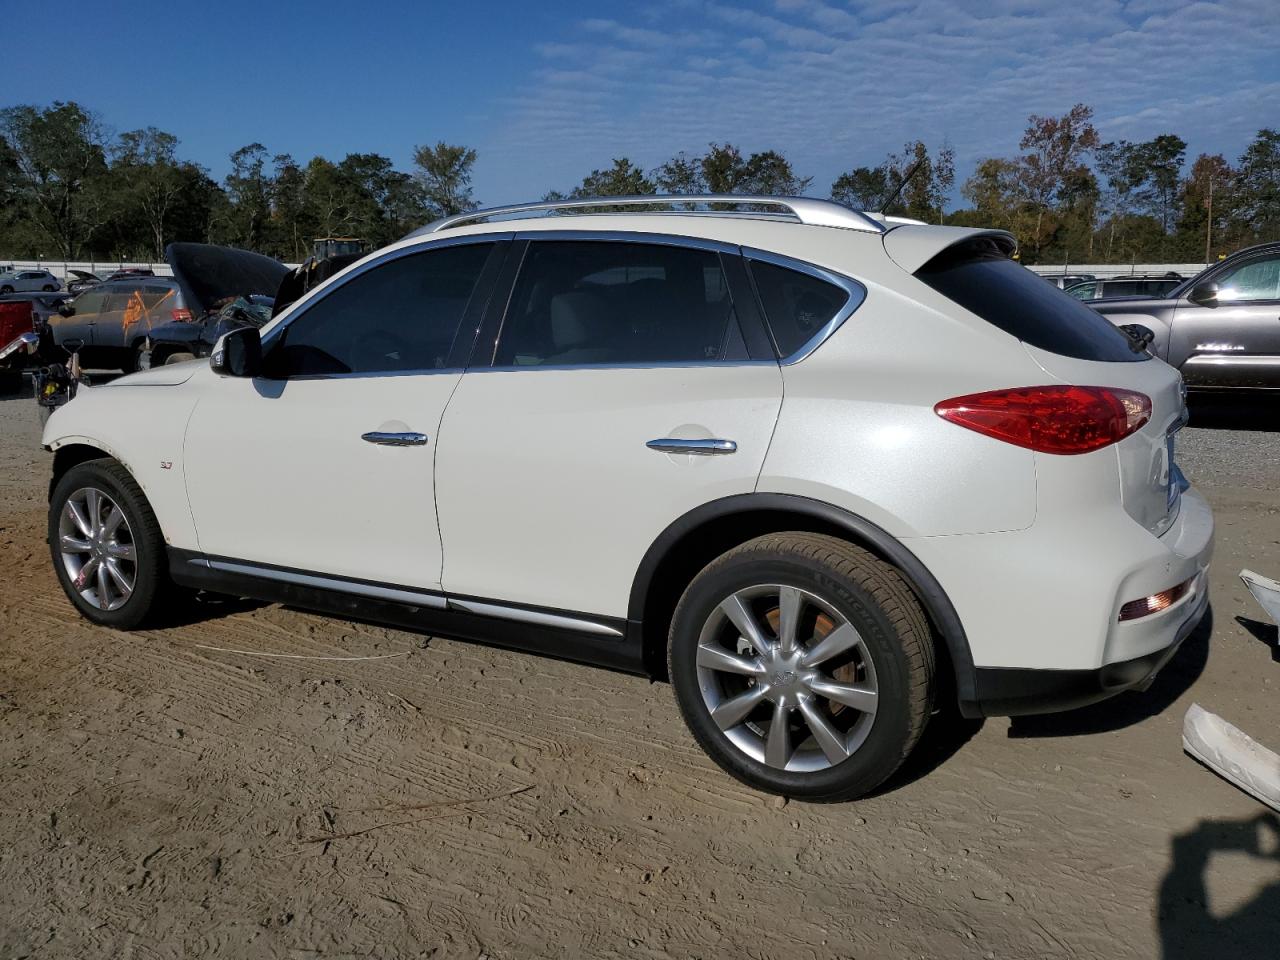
[1118,577,1194,621]
[171,308,193,321]
[934,385,1151,455]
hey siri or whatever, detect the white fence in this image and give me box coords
[2,260,175,280]
[1026,263,1206,278]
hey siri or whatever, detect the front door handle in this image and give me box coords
[362,431,428,446]
[646,438,737,455]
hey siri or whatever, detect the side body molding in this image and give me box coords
[627,493,980,715]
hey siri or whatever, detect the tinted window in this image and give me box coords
[917,240,1146,362]
[1105,281,1143,297]
[1066,281,1097,300]
[749,260,852,357]
[1217,255,1280,301]
[495,241,737,366]
[268,242,493,377]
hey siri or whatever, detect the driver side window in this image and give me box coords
[268,242,495,377]
[1216,256,1280,302]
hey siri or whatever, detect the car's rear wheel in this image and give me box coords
[0,285,12,294]
[164,351,195,365]
[49,459,167,629]
[122,341,147,373]
[42,284,55,292]
[668,533,935,801]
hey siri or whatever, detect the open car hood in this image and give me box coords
[165,242,289,318]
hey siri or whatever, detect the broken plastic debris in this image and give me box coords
[1183,702,1280,814]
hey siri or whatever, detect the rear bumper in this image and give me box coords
[968,579,1207,716]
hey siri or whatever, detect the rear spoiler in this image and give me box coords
[882,226,1017,274]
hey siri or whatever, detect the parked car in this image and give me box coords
[1090,243,1280,389]
[38,195,1212,801]
[1066,274,1183,301]
[65,270,101,295]
[0,269,61,293]
[144,243,289,367]
[47,277,193,372]
[1042,273,1095,290]
[104,268,156,282]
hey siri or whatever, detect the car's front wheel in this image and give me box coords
[668,533,935,801]
[49,459,168,629]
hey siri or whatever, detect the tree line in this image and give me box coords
[1,100,1276,266]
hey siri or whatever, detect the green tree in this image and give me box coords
[224,143,272,250]
[0,101,109,258]
[412,141,477,218]
[1235,129,1280,242]
[830,165,890,210]
[112,127,184,259]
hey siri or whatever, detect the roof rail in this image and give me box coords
[410,195,887,237]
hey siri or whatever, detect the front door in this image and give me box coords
[183,239,505,590]
[435,236,784,620]
[1174,250,1280,388]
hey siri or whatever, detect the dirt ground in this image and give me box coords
[1,383,1279,960]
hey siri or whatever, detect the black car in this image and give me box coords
[144,244,289,367]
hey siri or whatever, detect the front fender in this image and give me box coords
[43,381,201,551]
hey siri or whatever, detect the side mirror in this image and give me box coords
[58,304,75,317]
[210,327,262,377]
[1187,282,1219,307]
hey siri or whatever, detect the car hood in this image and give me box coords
[1089,296,1179,315]
[165,242,290,318]
[106,363,200,387]
[67,270,99,281]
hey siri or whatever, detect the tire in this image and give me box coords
[668,532,935,801]
[164,351,195,365]
[0,286,12,294]
[42,285,55,292]
[122,341,147,374]
[48,459,169,629]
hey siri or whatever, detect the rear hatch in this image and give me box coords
[906,232,1186,536]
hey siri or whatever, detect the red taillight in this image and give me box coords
[934,385,1151,455]
[171,308,193,322]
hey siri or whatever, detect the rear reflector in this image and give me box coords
[171,308,193,321]
[934,385,1151,455]
[1118,577,1194,622]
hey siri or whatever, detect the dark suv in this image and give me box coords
[48,278,190,372]
[1090,243,1280,389]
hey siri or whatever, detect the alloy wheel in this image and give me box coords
[57,486,137,612]
[695,584,879,773]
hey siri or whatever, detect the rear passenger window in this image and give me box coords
[267,243,494,377]
[748,259,853,358]
[494,241,738,366]
[917,239,1146,363]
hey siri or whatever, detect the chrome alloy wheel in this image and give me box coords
[58,486,137,611]
[695,585,879,773]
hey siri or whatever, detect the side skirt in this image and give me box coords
[168,549,645,674]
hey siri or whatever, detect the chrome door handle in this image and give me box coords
[362,431,428,446]
[646,438,737,455]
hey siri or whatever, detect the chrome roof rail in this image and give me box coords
[410,195,887,237]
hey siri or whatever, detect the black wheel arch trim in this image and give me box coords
[627,493,981,715]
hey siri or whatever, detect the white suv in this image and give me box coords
[40,196,1213,800]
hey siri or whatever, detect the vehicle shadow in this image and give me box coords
[1006,605,1212,739]
[1158,812,1280,959]
[153,592,268,628]
[1188,392,1280,432]
[871,705,985,796]
[1236,615,1279,663]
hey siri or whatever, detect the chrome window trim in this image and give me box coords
[259,232,512,355]
[741,246,868,365]
[197,558,449,609]
[472,360,775,374]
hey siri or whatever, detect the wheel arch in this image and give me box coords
[48,441,118,502]
[628,493,980,715]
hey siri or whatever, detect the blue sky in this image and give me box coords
[5,0,1277,207]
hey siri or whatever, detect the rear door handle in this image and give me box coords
[362,431,428,446]
[646,438,737,455]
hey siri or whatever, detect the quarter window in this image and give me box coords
[267,243,494,377]
[748,259,853,358]
[494,241,739,367]
[1216,256,1280,302]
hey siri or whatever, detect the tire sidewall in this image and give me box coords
[670,551,917,800]
[48,461,160,629]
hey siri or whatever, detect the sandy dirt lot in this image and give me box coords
[1,383,1278,959]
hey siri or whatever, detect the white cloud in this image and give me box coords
[475,0,1280,204]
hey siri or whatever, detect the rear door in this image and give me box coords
[91,283,136,348]
[435,234,783,621]
[1172,250,1280,388]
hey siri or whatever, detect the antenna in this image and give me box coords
[877,157,926,215]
